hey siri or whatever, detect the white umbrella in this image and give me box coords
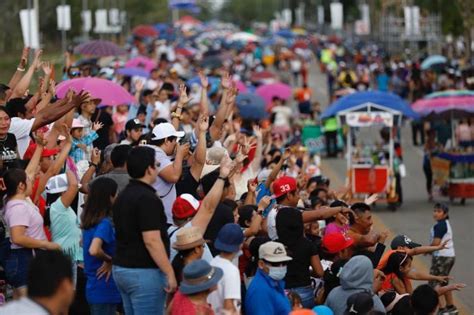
[229,32,260,42]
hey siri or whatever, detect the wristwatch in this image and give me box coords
[89,162,98,168]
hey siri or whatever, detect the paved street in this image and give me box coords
[307,61,474,314]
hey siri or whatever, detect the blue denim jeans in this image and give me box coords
[289,285,315,309]
[112,266,167,315]
[89,303,118,315]
[4,248,33,289]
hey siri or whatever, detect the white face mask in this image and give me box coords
[268,265,287,281]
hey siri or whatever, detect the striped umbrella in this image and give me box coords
[74,40,126,57]
[424,90,474,99]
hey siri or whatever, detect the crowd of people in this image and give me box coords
[0,22,468,315]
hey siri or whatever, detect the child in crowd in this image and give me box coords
[69,119,103,163]
[429,203,457,315]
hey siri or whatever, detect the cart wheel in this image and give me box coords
[388,202,397,212]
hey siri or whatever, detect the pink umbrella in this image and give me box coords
[56,78,136,106]
[412,96,474,114]
[235,81,247,93]
[255,82,293,108]
[125,56,157,72]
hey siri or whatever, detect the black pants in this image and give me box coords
[395,173,403,204]
[423,167,433,196]
[325,131,338,157]
[411,121,424,146]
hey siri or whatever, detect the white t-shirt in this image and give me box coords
[0,297,48,315]
[271,106,292,127]
[207,256,241,314]
[9,117,35,159]
[154,100,171,121]
[150,145,176,224]
[167,221,214,263]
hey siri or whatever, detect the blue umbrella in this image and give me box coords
[154,23,169,32]
[275,29,294,39]
[421,55,447,70]
[236,93,267,120]
[321,91,419,119]
[116,67,150,78]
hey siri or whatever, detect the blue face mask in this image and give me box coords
[268,265,287,281]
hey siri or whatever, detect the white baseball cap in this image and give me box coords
[151,123,185,141]
[259,241,292,263]
[72,118,85,129]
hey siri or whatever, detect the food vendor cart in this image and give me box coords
[431,152,474,204]
[321,91,420,210]
[337,103,401,209]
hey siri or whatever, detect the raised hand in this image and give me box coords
[197,115,209,132]
[247,179,257,193]
[221,72,232,90]
[225,84,238,105]
[134,80,144,93]
[364,193,378,205]
[41,61,53,76]
[32,49,43,69]
[48,79,56,96]
[91,148,101,165]
[176,143,191,158]
[178,84,190,105]
[92,122,104,131]
[20,47,30,68]
[258,195,272,210]
[219,155,233,178]
[198,71,209,88]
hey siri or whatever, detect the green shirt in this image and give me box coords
[50,198,83,262]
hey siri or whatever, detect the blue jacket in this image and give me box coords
[245,268,291,315]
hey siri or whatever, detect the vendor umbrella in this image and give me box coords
[56,77,136,106]
[74,40,126,57]
[321,91,419,119]
[175,47,194,57]
[255,82,292,107]
[201,56,223,69]
[116,67,150,78]
[424,90,474,99]
[229,32,260,42]
[132,25,159,38]
[421,55,447,70]
[236,93,267,120]
[235,81,247,93]
[412,95,474,115]
[275,29,294,39]
[125,56,157,71]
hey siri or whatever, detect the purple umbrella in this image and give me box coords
[74,40,126,57]
[255,82,292,108]
[56,78,136,106]
[117,67,150,78]
[125,56,157,71]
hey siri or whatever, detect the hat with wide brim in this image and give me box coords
[172,226,206,250]
[179,262,223,295]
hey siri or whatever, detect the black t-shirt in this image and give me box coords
[204,202,234,256]
[92,110,114,150]
[323,258,348,299]
[280,237,320,288]
[112,180,169,268]
[0,133,19,172]
[176,166,199,199]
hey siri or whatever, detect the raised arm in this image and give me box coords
[198,71,209,116]
[265,149,290,189]
[189,115,208,181]
[209,73,231,141]
[172,84,190,130]
[158,143,190,183]
[191,156,232,232]
[7,47,29,91]
[10,49,42,100]
[79,148,101,194]
[60,170,79,208]
[32,90,89,132]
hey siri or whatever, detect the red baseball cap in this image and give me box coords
[322,232,354,254]
[23,143,60,160]
[172,194,202,220]
[272,176,297,198]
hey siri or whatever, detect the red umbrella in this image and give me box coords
[250,71,276,82]
[175,48,193,57]
[132,25,159,38]
[176,15,202,26]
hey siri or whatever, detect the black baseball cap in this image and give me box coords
[390,234,422,249]
[125,118,145,131]
[434,202,449,213]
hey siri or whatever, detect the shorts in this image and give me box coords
[4,248,34,289]
[429,256,455,287]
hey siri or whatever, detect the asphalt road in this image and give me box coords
[306,60,474,313]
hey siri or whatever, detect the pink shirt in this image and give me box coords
[112,112,128,135]
[456,124,471,142]
[324,222,349,236]
[4,199,47,249]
